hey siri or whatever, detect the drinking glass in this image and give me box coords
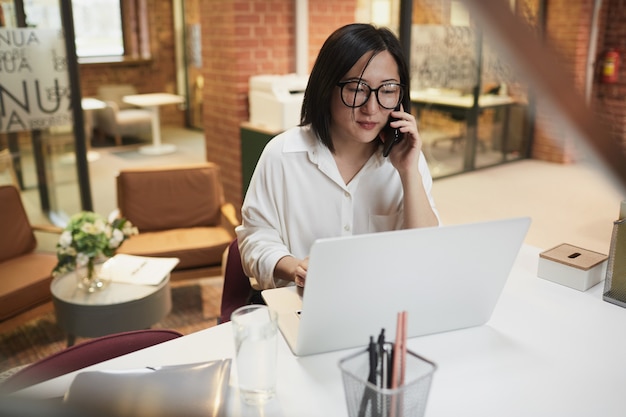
[231,305,278,404]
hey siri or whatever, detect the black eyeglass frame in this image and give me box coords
[336,80,405,110]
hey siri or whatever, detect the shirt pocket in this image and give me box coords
[368,213,400,232]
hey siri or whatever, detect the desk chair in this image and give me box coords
[0,329,183,394]
[115,163,239,281]
[219,239,257,323]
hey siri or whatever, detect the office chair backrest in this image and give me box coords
[116,163,225,232]
[0,329,183,394]
[219,239,252,323]
[0,185,37,263]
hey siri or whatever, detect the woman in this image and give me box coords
[236,23,440,290]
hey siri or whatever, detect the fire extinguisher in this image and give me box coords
[602,48,620,84]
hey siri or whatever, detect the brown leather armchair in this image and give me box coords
[115,163,239,281]
[0,185,62,321]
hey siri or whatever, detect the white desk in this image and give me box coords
[411,89,515,109]
[122,93,184,155]
[16,245,626,416]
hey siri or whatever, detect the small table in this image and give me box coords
[122,93,185,155]
[51,268,172,346]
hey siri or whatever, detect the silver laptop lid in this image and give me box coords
[266,217,531,356]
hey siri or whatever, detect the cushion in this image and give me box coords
[116,109,153,125]
[116,227,232,270]
[116,163,224,232]
[0,252,56,321]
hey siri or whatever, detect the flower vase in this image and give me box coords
[76,257,107,293]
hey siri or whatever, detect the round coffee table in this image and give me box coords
[51,268,172,346]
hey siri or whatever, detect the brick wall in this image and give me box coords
[308,1,360,68]
[535,0,626,163]
[595,0,626,156]
[530,0,591,163]
[79,0,184,127]
[200,0,356,207]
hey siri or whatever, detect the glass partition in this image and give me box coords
[407,0,535,178]
[1,0,86,225]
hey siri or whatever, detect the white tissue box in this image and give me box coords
[538,243,607,291]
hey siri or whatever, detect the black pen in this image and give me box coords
[377,329,386,389]
[359,337,378,417]
[367,336,377,385]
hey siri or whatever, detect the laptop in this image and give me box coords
[262,217,531,356]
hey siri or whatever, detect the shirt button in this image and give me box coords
[344,191,350,198]
[344,224,351,231]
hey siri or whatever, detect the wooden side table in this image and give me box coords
[51,269,171,346]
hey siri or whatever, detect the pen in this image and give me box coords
[359,336,378,417]
[376,329,385,387]
[131,260,147,275]
[390,311,407,417]
[367,336,377,385]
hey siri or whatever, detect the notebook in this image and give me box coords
[262,217,531,356]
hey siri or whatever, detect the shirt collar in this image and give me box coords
[282,125,325,164]
[282,125,387,168]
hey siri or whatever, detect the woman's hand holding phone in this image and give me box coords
[381,105,424,173]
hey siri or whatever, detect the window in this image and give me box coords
[72,0,123,57]
[22,0,148,62]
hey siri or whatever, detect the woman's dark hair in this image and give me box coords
[300,23,411,152]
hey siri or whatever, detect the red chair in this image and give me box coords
[0,329,183,394]
[219,239,256,323]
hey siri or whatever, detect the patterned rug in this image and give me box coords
[0,279,223,375]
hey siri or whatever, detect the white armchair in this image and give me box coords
[96,85,154,146]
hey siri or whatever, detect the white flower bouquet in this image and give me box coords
[54,211,138,277]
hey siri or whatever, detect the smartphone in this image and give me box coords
[382,105,402,157]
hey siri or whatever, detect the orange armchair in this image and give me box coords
[115,163,239,281]
[0,185,62,321]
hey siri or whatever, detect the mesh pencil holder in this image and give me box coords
[339,347,436,417]
[603,217,626,307]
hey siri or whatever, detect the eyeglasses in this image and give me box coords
[337,80,404,110]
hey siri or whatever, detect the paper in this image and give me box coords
[101,254,179,286]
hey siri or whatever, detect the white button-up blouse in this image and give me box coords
[236,125,439,289]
